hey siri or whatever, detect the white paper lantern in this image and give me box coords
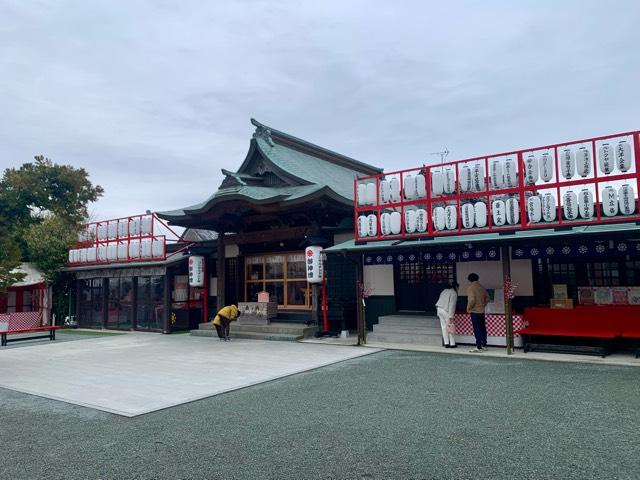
[619,184,635,215]
[79,248,87,263]
[540,153,554,182]
[542,193,557,222]
[380,213,391,236]
[107,244,118,261]
[366,214,378,236]
[108,221,118,239]
[616,141,632,172]
[141,240,152,259]
[527,195,542,223]
[560,149,575,179]
[461,203,475,229]
[506,197,520,225]
[365,183,377,205]
[492,200,507,226]
[357,216,368,238]
[357,184,367,206]
[563,190,578,220]
[504,158,518,187]
[444,205,457,230]
[433,206,446,231]
[431,171,444,197]
[152,239,164,258]
[524,155,539,185]
[141,216,153,235]
[87,247,97,263]
[416,209,428,233]
[490,160,504,189]
[129,218,141,237]
[578,189,594,219]
[390,212,402,234]
[68,250,74,263]
[474,202,488,228]
[97,246,107,262]
[602,186,618,217]
[379,180,391,204]
[443,169,456,195]
[473,163,485,191]
[598,144,615,175]
[117,220,128,239]
[404,209,417,234]
[128,240,140,258]
[415,174,427,198]
[390,177,401,203]
[576,147,591,178]
[98,223,107,241]
[459,166,472,193]
[404,174,416,200]
[117,243,128,260]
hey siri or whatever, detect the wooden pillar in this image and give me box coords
[355,253,365,345]
[216,233,226,311]
[163,271,171,334]
[502,244,513,354]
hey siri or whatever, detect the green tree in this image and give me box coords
[0,235,24,293]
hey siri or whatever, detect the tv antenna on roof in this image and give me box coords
[430,148,450,165]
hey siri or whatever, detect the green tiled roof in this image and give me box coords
[325,223,640,253]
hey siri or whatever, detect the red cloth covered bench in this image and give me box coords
[516,306,640,357]
[0,312,62,347]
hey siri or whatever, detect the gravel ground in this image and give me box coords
[1,350,639,480]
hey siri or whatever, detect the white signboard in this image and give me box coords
[305,246,323,284]
[188,256,205,287]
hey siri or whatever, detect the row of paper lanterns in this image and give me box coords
[69,239,165,263]
[77,216,154,243]
[357,140,633,207]
[357,184,636,237]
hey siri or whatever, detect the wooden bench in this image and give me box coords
[515,306,640,357]
[0,312,63,347]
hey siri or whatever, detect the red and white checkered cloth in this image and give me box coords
[453,313,524,337]
[3,312,43,331]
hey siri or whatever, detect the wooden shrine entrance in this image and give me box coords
[394,260,456,313]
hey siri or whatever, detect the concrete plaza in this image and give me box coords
[1,334,639,479]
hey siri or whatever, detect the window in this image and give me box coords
[107,277,133,330]
[137,276,165,330]
[245,253,310,308]
[78,279,104,328]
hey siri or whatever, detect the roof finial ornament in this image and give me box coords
[253,125,275,147]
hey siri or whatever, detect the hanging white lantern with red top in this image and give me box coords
[578,189,594,219]
[389,177,401,203]
[616,140,632,172]
[459,166,472,192]
[415,174,427,198]
[357,184,367,206]
[618,184,635,215]
[443,169,456,195]
[380,213,391,236]
[404,209,417,234]
[563,190,578,220]
[367,214,378,236]
[357,216,368,237]
[473,163,485,191]
[379,180,391,204]
[598,143,615,175]
[390,212,402,234]
[506,197,520,225]
[490,159,504,189]
[404,174,416,200]
[527,195,542,223]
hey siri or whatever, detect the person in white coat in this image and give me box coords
[435,283,459,348]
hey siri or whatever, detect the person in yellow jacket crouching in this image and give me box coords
[212,305,241,341]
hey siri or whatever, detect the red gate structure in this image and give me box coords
[67,213,190,266]
[354,130,640,242]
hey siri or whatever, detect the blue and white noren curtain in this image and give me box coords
[510,240,640,260]
[363,245,501,265]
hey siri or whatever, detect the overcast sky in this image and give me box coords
[1,0,639,222]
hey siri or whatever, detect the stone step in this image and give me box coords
[378,316,440,328]
[372,324,443,335]
[190,329,302,342]
[197,322,316,337]
[366,332,444,346]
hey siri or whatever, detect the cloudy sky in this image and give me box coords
[1,0,639,222]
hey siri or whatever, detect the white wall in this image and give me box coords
[363,264,394,296]
[456,258,533,296]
